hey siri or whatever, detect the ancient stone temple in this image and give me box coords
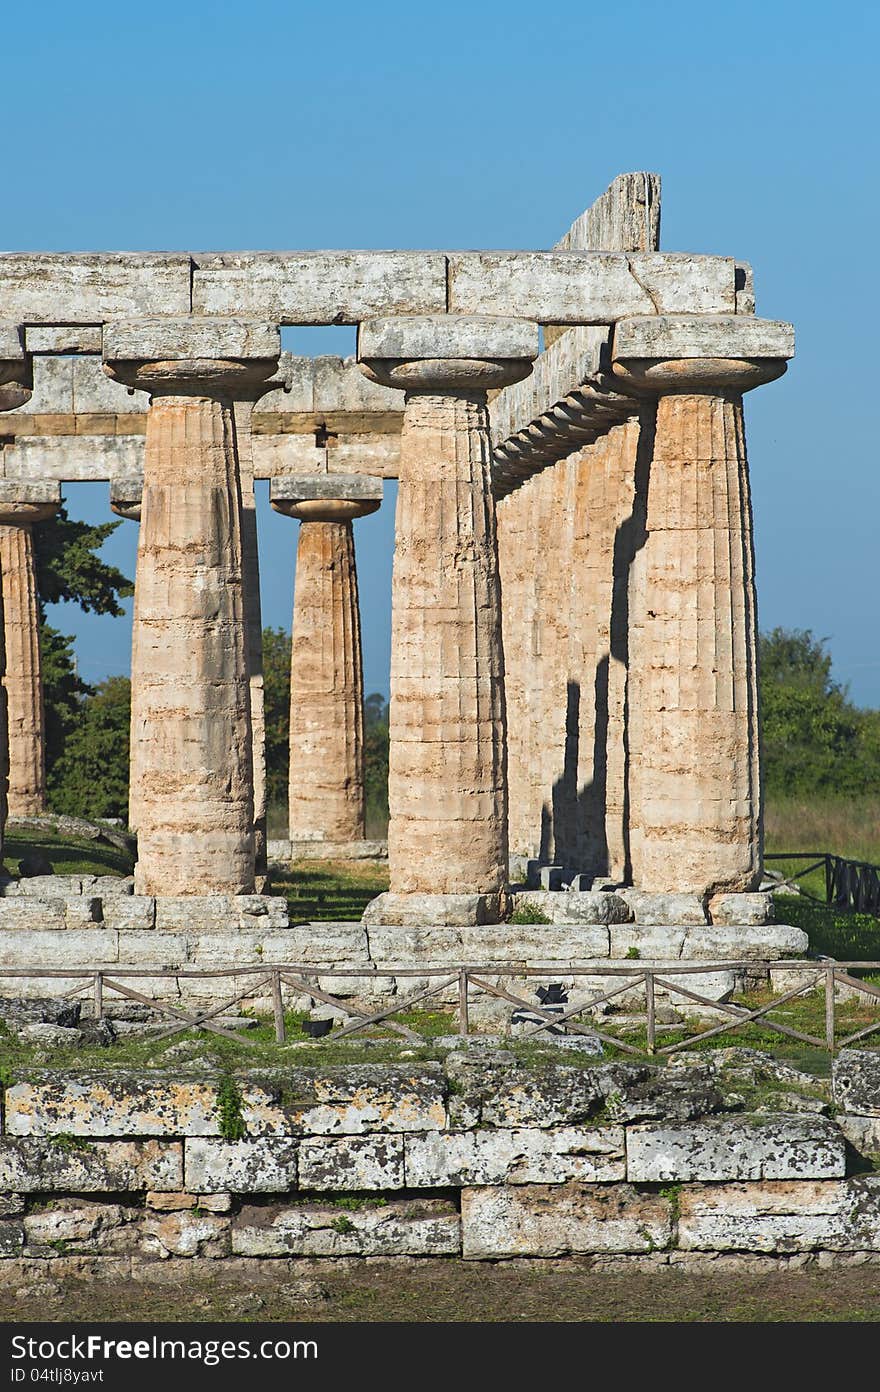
[0,172,800,992]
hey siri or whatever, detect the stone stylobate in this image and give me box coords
[612,315,793,896]
[271,475,382,852]
[0,481,61,816]
[103,318,280,896]
[358,316,538,927]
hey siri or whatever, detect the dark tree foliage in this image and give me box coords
[759,627,880,796]
[47,676,131,821]
[30,508,134,809]
[364,692,390,830]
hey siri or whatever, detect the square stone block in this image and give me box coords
[626,1115,846,1182]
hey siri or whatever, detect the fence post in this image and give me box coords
[645,970,656,1055]
[825,963,836,1056]
[825,854,832,905]
[272,970,285,1044]
[93,972,103,1022]
[459,969,469,1037]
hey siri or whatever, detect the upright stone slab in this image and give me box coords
[271,475,381,845]
[613,316,793,896]
[103,318,280,895]
[358,316,537,925]
[0,482,60,815]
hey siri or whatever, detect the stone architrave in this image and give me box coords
[0,482,61,816]
[270,475,382,848]
[103,318,280,896]
[0,325,35,855]
[612,316,793,896]
[358,316,538,926]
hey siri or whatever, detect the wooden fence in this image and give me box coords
[4,959,880,1059]
[766,851,880,915]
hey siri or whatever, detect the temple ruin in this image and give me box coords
[0,172,800,991]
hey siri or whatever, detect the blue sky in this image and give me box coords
[5,0,878,703]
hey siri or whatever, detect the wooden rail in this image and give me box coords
[766,851,880,915]
[4,959,880,1059]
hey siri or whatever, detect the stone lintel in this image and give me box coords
[0,480,61,507]
[25,327,103,355]
[103,318,280,366]
[270,474,383,508]
[612,315,795,362]
[358,316,539,364]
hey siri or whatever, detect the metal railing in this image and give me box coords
[4,959,880,1059]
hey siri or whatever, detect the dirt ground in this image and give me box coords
[2,1260,880,1323]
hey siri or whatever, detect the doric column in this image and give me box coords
[103,319,280,896]
[612,315,793,896]
[110,471,143,833]
[271,476,381,848]
[0,325,34,855]
[233,397,269,874]
[359,316,537,926]
[0,482,61,816]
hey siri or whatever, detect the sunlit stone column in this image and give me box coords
[104,319,280,896]
[271,476,381,848]
[359,316,537,926]
[110,471,143,833]
[613,315,793,896]
[0,326,34,855]
[234,397,269,874]
[0,482,61,816]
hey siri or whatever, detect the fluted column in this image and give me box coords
[359,316,537,925]
[613,315,792,895]
[104,319,279,895]
[0,325,35,857]
[270,476,381,846]
[110,475,142,833]
[234,398,268,873]
[0,484,61,815]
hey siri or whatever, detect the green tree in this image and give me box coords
[262,627,291,811]
[31,506,134,805]
[364,692,389,833]
[46,676,131,820]
[759,628,880,796]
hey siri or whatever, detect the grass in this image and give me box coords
[271,858,388,922]
[765,794,880,865]
[2,830,134,879]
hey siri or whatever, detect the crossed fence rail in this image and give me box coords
[766,851,880,916]
[4,959,880,1059]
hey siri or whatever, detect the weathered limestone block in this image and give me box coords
[464,920,611,961]
[364,921,465,962]
[63,897,102,927]
[834,1050,880,1116]
[708,892,775,926]
[680,922,808,959]
[146,1192,231,1212]
[184,1139,299,1193]
[142,1210,230,1259]
[297,1136,405,1189]
[0,254,193,322]
[266,1064,447,1135]
[359,319,536,920]
[0,899,67,930]
[0,929,117,968]
[626,1115,846,1182]
[610,925,688,958]
[461,1182,673,1258]
[613,314,794,361]
[3,1073,279,1138]
[152,895,289,932]
[0,1223,25,1256]
[9,875,97,897]
[618,890,707,925]
[363,893,504,931]
[0,1196,24,1216]
[232,1199,459,1257]
[101,896,156,931]
[0,1138,183,1191]
[677,1178,880,1252]
[24,1202,134,1254]
[837,1115,880,1155]
[510,891,632,926]
[273,921,370,963]
[404,1126,625,1186]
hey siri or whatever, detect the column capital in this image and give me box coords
[110,470,144,521]
[0,322,32,411]
[0,480,61,527]
[102,317,280,396]
[270,474,382,523]
[358,314,538,392]
[611,314,793,395]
